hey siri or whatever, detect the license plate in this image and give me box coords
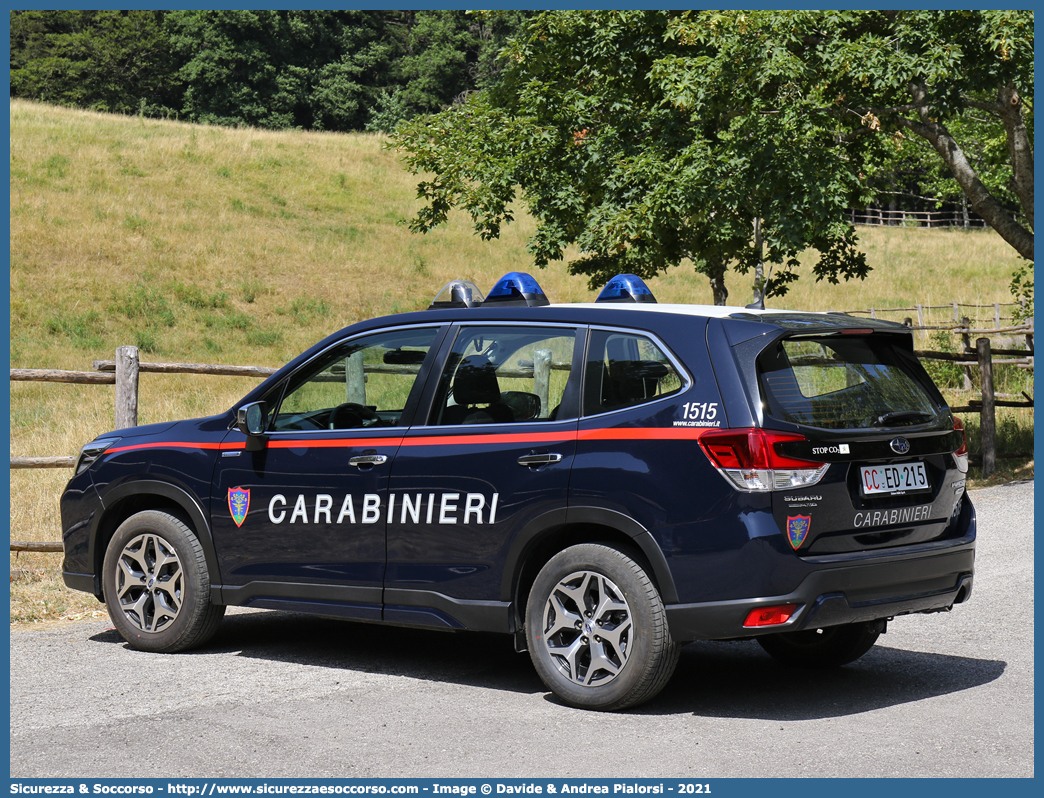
[860,462,930,496]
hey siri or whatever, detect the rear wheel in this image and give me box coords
[757,621,882,668]
[102,510,225,652]
[526,543,680,711]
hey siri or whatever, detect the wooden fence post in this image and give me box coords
[115,345,139,429]
[534,348,552,417]
[977,337,996,478]
[345,351,366,405]
[960,317,973,392]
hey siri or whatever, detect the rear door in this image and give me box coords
[383,323,584,631]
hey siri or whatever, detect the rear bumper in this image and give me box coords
[666,537,975,642]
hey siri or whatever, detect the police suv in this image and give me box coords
[61,273,975,710]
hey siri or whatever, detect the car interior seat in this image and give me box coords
[442,354,515,425]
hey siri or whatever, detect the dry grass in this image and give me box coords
[9,99,1031,624]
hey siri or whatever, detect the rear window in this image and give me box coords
[757,336,943,430]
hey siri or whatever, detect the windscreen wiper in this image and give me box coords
[874,410,934,427]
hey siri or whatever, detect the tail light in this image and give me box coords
[698,428,828,492]
[953,417,969,472]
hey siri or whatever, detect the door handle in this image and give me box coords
[349,453,388,468]
[517,453,563,467]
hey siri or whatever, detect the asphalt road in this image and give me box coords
[10,481,1033,779]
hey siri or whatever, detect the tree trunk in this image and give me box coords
[708,263,728,306]
[897,80,1033,261]
[751,217,765,307]
[997,84,1034,231]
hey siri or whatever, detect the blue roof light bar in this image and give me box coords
[484,272,550,307]
[596,274,658,304]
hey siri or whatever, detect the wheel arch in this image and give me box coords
[504,506,679,631]
[91,480,220,602]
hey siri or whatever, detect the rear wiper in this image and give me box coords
[873,410,934,427]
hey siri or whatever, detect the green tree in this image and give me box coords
[10,10,178,115]
[366,10,533,133]
[164,10,386,130]
[11,10,530,134]
[395,10,1033,304]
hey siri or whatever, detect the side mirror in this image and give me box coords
[236,401,268,446]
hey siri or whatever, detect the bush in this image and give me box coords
[921,331,965,391]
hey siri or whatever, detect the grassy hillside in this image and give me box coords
[10,99,1025,371]
[8,100,1031,623]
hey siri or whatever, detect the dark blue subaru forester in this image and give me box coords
[61,273,975,710]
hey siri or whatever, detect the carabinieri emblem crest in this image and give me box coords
[228,487,250,527]
[787,515,811,550]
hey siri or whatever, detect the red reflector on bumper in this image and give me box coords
[744,604,798,627]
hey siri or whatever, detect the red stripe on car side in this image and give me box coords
[267,436,405,449]
[577,427,711,441]
[107,441,240,454]
[106,426,711,454]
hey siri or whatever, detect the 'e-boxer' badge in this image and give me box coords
[228,487,250,527]
[787,515,811,549]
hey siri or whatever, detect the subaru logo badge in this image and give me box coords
[890,437,911,455]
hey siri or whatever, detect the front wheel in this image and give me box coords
[526,543,680,711]
[102,510,225,653]
[757,621,882,668]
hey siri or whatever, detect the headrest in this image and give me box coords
[453,355,501,405]
[614,361,670,402]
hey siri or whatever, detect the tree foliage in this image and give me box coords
[395,10,1033,303]
[10,10,179,115]
[9,10,531,133]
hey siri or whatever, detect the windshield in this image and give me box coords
[757,335,943,430]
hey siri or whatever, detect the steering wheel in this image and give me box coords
[329,402,378,430]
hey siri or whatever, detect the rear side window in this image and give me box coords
[583,329,684,416]
[431,326,579,425]
[758,336,943,430]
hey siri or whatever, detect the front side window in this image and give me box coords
[758,336,943,429]
[432,326,579,425]
[271,327,439,431]
[583,329,684,416]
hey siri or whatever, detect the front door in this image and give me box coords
[211,325,443,619]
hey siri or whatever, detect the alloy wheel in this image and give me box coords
[540,569,633,687]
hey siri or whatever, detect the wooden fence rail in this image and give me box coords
[10,323,1035,552]
[849,207,1021,229]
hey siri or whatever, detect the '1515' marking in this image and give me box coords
[681,402,718,421]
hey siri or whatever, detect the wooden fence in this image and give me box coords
[849,207,1021,230]
[837,300,1030,333]
[10,323,1034,552]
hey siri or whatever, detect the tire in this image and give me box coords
[757,621,882,668]
[102,510,225,653]
[526,543,680,711]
